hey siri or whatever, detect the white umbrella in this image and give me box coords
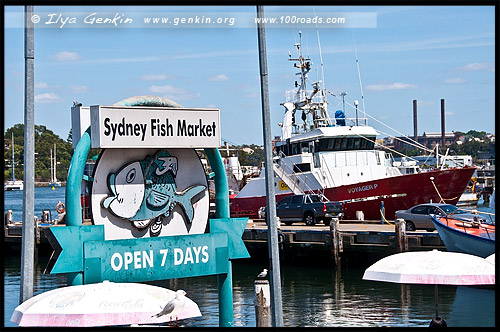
[485,253,495,265]
[11,280,201,327]
[363,250,495,321]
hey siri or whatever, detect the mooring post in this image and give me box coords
[254,279,271,327]
[34,217,39,261]
[395,218,408,252]
[34,217,40,245]
[380,200,385,224]
[6,210,13,225]
[330,218,341,267]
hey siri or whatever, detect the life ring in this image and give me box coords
[56,201,65,214]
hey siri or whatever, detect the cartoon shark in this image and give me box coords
[101,150,206,233]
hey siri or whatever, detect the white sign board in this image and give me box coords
[90,105,220,148]
[71,106,91,149]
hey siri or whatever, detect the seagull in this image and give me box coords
[257,268,268,279]
[73,100,82,107]
[152,289,187,325]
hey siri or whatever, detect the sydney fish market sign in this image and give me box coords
[90,105,220,148]
[47,104,249,322]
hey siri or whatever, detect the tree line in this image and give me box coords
[4,124,74,182]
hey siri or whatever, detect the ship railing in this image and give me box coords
[444,214,495,240]
[272,155,304,195]
[319,154,335,188]
[333,116,369,127]
[275,151,325,197]
[289,116,369,131]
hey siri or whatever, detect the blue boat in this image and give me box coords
[431,215,495,258]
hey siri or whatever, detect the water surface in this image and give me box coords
[3,189,495,327]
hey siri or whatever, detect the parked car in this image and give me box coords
[263,194,343,226]
[395,203,487,231]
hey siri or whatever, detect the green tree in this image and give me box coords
[5,124,74,182]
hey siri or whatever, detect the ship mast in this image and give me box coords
[11,133,15,181]
[50,148,53,183]
[284,31,332,133]
[53,143,58,182]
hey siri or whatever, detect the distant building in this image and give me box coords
[478,150,494,160]
[242,147,254,154]
[393,131,457,151]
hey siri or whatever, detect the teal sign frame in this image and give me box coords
[47,123,249,327]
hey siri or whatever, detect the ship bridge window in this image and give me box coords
[293,163,311,173]
[276,145,283,156]
[318,138,335,151]
[314,136,377,152]
[365,137,375,149]
[340,138,348,150]
[334,139,342,150]
[301,142,309,153]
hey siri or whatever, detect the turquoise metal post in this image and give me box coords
[205,148,230,219]
[205,147,233,327]
[65,126,91,286]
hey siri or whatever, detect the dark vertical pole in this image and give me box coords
[434,284,439,319]
[20,5,35,304]
[413,99,418,142]
[256,5,284,327]
[440,99,445,148]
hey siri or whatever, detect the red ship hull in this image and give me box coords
[230,167,476,220]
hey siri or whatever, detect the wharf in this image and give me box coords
[4,220,92,254]
[5,219,445,262]
[243,219,445,265]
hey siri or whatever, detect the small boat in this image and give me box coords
[4,180,24,191]
[457,190,480,207]
[431,214,495,258]
[4,133,23,191]
[48,143,61,187]
[457,176,480,207]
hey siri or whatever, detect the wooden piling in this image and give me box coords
[5,210,13,226]
[254,279,271,327]
[395,218,408,252]
[34,216,40,260]
[330,218,342,267]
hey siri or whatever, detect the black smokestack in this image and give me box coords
[441,99,445,147]
[413,100,418,142]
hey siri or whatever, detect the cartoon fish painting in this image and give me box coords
[101,150,206,235]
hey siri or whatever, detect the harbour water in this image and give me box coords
[3,187,495,327]
[4,186,66,223]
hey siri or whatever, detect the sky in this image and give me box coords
[3,5,496,145]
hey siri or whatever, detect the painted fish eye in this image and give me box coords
[126,168,136,183]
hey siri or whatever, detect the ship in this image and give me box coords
[229,33,475,221]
